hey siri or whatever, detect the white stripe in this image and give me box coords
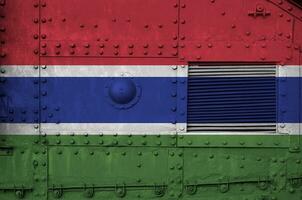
[1,123,300,135]
[180,132,279,135]
[40,123,183,135]
[0,124,39,135]
[181,123,300,135]
[278,65,301,77]
[1,65,301,77]
[40,65,183,77]
[277,123,300,135]
[0,65,39,77]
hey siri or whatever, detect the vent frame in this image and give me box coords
[187,64,278,133]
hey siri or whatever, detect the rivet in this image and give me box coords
[0,52,6,57]
[67,43,76,49]
[56,43,61,48]
[34,49,39,55]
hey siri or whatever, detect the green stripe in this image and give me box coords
[0,135,301,199]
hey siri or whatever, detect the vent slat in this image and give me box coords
[187,65,277,133]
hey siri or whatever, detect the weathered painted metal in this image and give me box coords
[0,0,302,199]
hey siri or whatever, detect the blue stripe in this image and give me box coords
[0,77,39,123]
[0,77,300,123]
[40,77,185,123]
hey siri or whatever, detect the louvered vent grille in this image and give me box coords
[187,65,277,133]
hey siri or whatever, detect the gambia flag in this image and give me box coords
[0,0,301,199]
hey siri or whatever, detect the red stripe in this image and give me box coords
[1,0,301,65]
